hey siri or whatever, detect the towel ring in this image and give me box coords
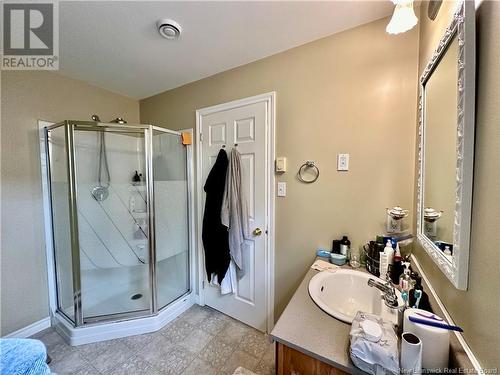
[298,161,320,183]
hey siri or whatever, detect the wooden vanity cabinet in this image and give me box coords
[276,342,350,375]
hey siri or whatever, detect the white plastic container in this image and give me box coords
[379,251,389,277]
[384,240,395,266]
[403,308,450,370]
[380,240,394,277]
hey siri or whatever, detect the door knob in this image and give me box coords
[253,228,262,236]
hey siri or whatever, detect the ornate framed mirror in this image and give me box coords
[417,0,475,290]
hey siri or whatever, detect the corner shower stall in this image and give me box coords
[40,120,193,344]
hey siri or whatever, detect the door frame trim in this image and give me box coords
[195,92,276,333]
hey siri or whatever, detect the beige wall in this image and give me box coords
[140,16,420,318]
[413,1,500,367]
[0,71,139,335]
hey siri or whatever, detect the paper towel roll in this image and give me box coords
[403,308,450,370]
[401,332,422,374]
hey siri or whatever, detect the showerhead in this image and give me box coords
[110,117,127,124]
[92,114,126,124]
[91,185,109,202]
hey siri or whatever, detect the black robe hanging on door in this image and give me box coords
[202,149,230,283]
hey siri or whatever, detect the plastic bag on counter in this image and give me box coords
[349,311,399,375]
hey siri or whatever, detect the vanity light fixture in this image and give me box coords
[386,0,418,35]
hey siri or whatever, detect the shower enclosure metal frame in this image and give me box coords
[40,120,194,330]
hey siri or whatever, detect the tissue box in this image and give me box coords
[349,312,399,375]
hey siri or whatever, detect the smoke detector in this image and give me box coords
[157,19,182,40]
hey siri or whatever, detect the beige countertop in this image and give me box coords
[270,260,474,373]
[270,266,366,374]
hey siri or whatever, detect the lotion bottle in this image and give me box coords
[384,240,395,266]
[379,240,392,277]
[395,242,401,257]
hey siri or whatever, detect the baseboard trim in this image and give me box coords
[193,293,201,305]
[411,255,482,371]
[3,317,51,339]
[3,293,197,345]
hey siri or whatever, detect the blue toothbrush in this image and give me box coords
[408,315,463,332]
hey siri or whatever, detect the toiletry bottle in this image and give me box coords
[340,236,350,257]
[129,196,136,212]
[444,246,452,256]
[399,262,412,293]
[390,254,404,284]
[365,242,377,276]
[369,240,383,277]
[379,246,389,278]
[384,240,395,266]
[379,240,393,279]
[132,171,141,184]
[359,245,367,267]
[391,238,397,251]
[395,242,401,257]
[409,271,418,290]
[331,240,341,254]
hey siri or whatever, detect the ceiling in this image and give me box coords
[59,1,395,99]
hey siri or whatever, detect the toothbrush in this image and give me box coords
[401,291,409,308]
[413,290,422,309]
[408,315,463,332]
[414,311,443,321]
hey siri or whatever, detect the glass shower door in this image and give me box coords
[45,121,192,326]
[47,125,76,323]
[73,125,151,321]
[151,129,190,310]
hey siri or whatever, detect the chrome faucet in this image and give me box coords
[368,274,399,308]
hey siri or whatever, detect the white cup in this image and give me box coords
[400,332,422,374]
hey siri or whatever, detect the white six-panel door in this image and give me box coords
[198,97,271,332]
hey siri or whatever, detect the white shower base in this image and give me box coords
[60,252,189,319]
[52,250,193,346]
[53,291,195,346]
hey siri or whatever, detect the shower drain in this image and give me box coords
[131,293,143,300]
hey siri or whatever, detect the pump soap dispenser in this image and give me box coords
[399,262,412,294]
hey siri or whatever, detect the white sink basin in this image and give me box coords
[308,269,401,324]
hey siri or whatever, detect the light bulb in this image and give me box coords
[386,0,418,35]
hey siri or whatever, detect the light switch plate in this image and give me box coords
[277,182,286,197]
[276,157,287,173]
[337,154,349,171]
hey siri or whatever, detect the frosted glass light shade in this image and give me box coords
[386,0,418,35]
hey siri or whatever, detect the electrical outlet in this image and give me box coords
[337,154,349,171]
[277,182,287,197]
